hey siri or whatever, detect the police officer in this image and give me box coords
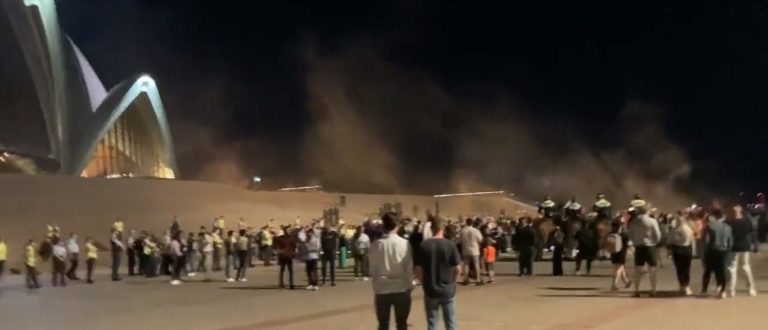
[630,194,647,209]
[564,197,583,220]
[593,193,613,221]
[539,196,556,218]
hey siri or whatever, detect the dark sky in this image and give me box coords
[49,0,768,201]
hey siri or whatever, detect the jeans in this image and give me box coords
[225,253,236,279]
[374,290,412,330]
[306,259,319,286]
[672,252,692,287]
[111,251,122,280]
[321,254,336,284]
[213,246,222,271]
[172,256,183,280]
[66,253,79,279]
[279,257,294,288]
[702,249,727,293]
[353,253,369,277]
[52,258,67,287]
[727,251,756,295]
[424,295,455,330]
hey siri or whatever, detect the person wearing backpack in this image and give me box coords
[668,212,694,296]
[608,221,631,291]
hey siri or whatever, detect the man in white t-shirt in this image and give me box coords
[459,218,484,285]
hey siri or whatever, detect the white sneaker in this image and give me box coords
[363,277,369,281]
[307,285,314,290]
[188,272,196,277]
[576,271,584,276]
[313,285,319,291]
[239,278,248,282]
[718,291,727,299]
[170,280,181,286]
[749,288,758,297]
[685,287,692,296]
[226,278,235,283]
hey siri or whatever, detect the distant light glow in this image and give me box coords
[252,176,262,183]
[278,185,322,191]
[434,191,505,198]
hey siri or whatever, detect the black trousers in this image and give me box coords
[575,250,596,273]
[66,254,79,279]
[26,265,40,289]
[138,254,147,276]
[172,257,183,280]
[127,249,136,275]
[0,260,5,280]
[86,258,95,282]
[375,291,412,330]
[518,246,535,275]
[672,252,692,287]
[306,259,319,286]
[278,257,294,288]
[236,250,248,280]
[702,250,727,293]
[552,245,564,276]
[321,254,336,284]
[52,258,67,287]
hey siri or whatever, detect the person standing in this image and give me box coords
[482,238,496,283]
[726,205,757,297]
[320,225,339,286]
[352,225,371,281]
[199,230,213,281]
[515,218,537,277]
[274,227,297,289]
[338,230,348,269]
[127,230,137,276]
[235,229,250,282]
[550,226,565,276]
[627,207,662,297]
[701,208,732,298]
[304,229,321,290]
[458,218,484,285]
[168,232,184,286]
[212,229,223,272]
[65,233,80,280]
[25,239,40,289]
[259,226,274,267]
[607,221,631,291]
[0,237,7,284]
[85,237,98,284]
[185,232,198,276]
[369,212,413,330]
[51,237,67,287]
[110,229,124,281]
[575,221,599,276]
[668,213,694,295]
[224,230,237,282]
[416,216,461,330]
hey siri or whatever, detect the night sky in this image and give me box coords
[22,1,768,202]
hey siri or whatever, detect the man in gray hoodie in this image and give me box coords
[701,208,733,299]
[627,207,661,297]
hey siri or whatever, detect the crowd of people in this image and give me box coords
[0,194,764,330]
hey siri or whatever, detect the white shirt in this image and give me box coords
[459,226,483,256]
[53,244,68,261]
[67,238,80,254]
[368,233,413,294]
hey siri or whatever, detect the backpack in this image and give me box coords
[606,233,622,254]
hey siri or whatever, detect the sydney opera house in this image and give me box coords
[0,0,177,178]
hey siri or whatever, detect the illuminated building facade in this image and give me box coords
[0,0,177,178]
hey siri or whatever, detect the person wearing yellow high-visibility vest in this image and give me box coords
[593,193,613,221]
[47,224,60,239]
[630,194,648,209]
[539,196,557,218]
[112,219,125,236]
[212,230,224,271]
[0,237,7,283]
[25,239,40,289]
[85,237,98,284]
[259,227,273,267]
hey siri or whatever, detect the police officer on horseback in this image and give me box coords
[593,193,612,221]
[539,196,556,219]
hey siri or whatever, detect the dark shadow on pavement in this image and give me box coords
[543,286,600,291]
[220,285,284,291]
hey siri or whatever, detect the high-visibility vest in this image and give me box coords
[630,199,647,208]
[594,199,612,208]
[25,245,36,267]
[214,218,225,229]
[144,241,156,255]
[541,200,556,208]
[86,242,98,259]
[0,242,7,261]
[260,231,272,246]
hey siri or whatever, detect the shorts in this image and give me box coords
[610,252,626,265]
[484,262,495,272]
[634,246,657,267]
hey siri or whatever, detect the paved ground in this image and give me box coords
[1,250,767,330]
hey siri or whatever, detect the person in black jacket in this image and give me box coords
[516,217,537,276]
[575,221,599,276]
[726,205,757,297]
[320,225,339,286]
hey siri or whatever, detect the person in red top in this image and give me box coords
[482,238,496,284]
[274,226,298,289]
